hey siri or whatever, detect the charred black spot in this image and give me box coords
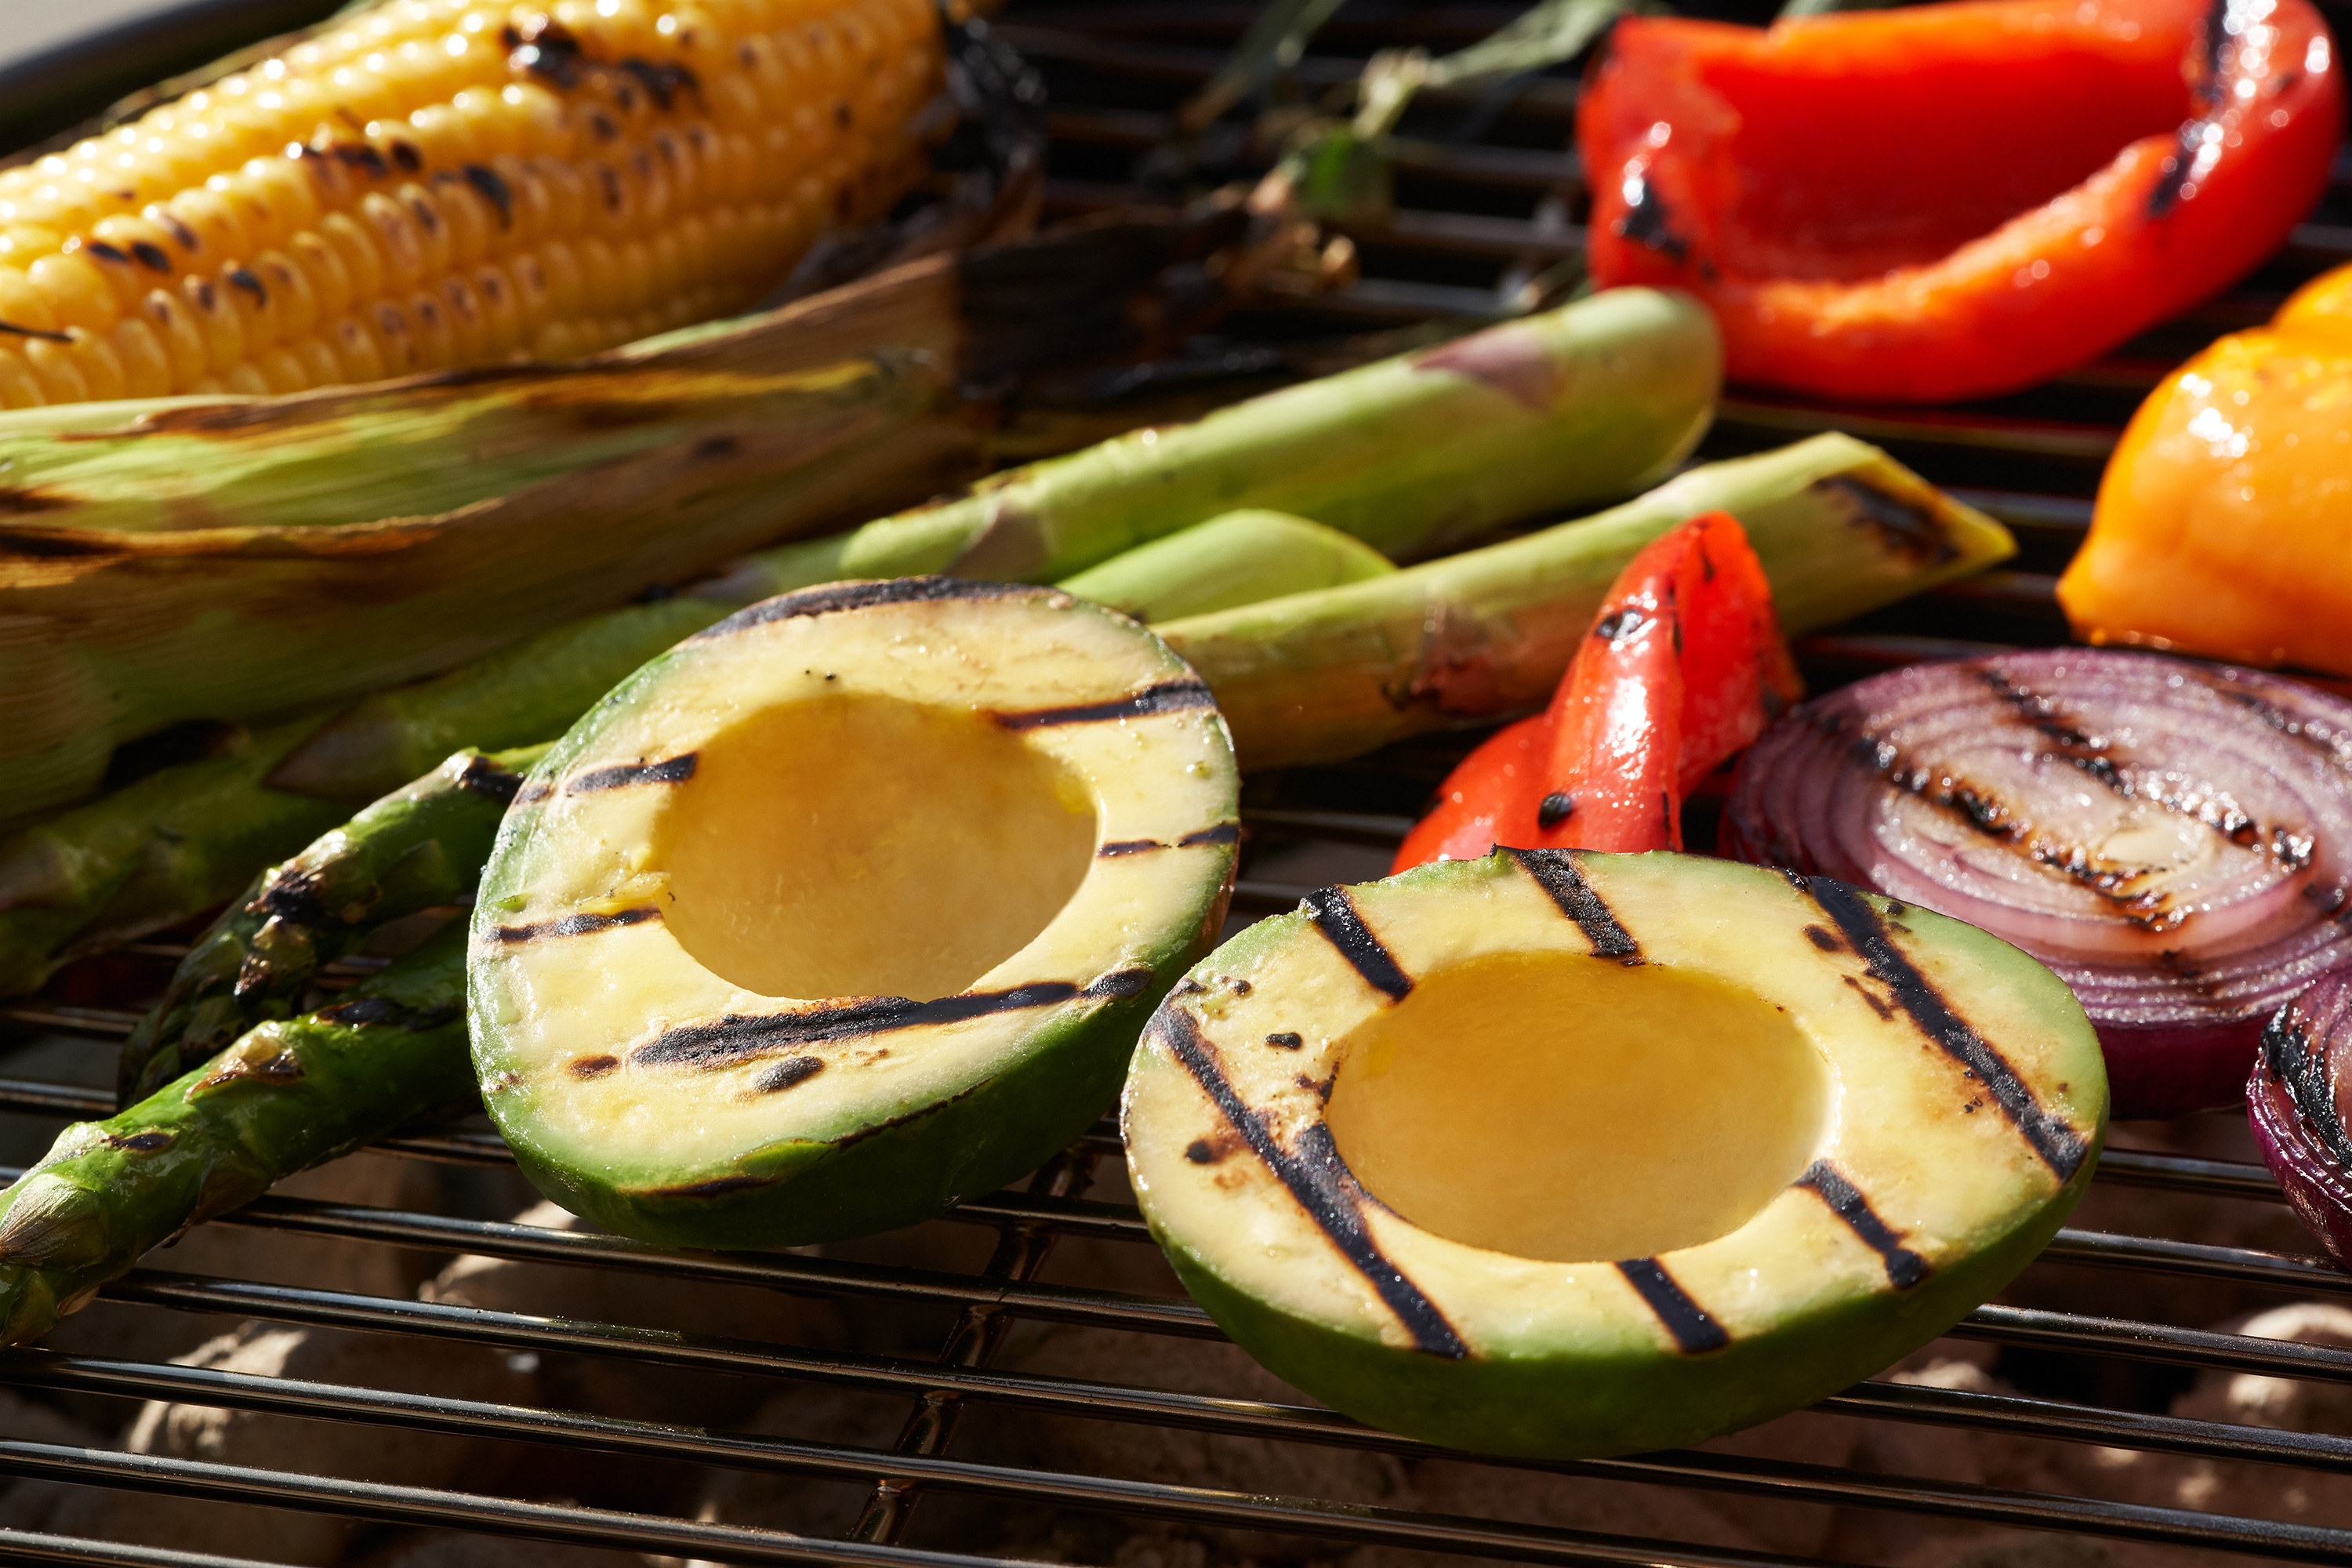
[250,868,334,929]
[1594,608,1645,643]
[330,142,390,178]
[569,1054,620,1080]
[754,1055,826,1093]
[612,83,638,112]
[512,19,586,89]
[1083,967,1155,1000]
[409,198,440,234]
[129,241,172,273]
[1814,476,1957,568]
[390,140,423,172]
[994,681,1217,731]
[492,906,662,943]
[1178,822,1243,848]
[86,241,131,266]
[1160,1009,1465,1358]
[453,753,528,804]
[1265,1032,1304,1050]
[1537,792,1576,831]
[587,110,620,143]
[1097,838,1165,857]
[621,57,697,109]
[1185,1138,1220,1163]
[227,267,267,306]
[565,753,698,793]
[0,319,71,343]
[1803,925,1842,952]
[699,576,1041,637]
[1504,848,1642,960]
[1796,1160,1928,1288]
[635,982,1083,1069]
[1810,878,2087,1178]
[192,280,216,311]
[1301,887,1413,1002]
[2262,1005,2352,1168]
[1613,170,1689,263]
[103,1131,173,1152]
[464,164,515,227]
[1842,973,1896,1020]
[1229,978,1252,996]
[156,212,198,249]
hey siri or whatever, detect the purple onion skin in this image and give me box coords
[2249,975,2352,1269]
[2103,1018,2268,1122]
[1722,648,2352,1120]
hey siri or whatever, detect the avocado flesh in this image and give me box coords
[1123,849,2107,1459]
[470,579,1240,1250]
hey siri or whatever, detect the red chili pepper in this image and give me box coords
[1578,0,2344,405]
[1391,512,1798,871]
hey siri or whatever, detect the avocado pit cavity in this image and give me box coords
[1324,952,1834,1264]
[649,692,1097,1000]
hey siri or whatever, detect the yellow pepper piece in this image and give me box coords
[2059,264,2352,675]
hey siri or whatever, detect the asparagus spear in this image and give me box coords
[0,921,472,1347]
[1055,509,1396,622]
[1158,431,2014,768]
[116,744,550,1108]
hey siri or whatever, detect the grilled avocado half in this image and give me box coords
[1123,848,2107,1458]
[470,578,1240,1249]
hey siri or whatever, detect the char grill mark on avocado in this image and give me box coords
[491,906,662,943]
[1613,1258,1730,1353]
[1100,823,1242,858]
[452,753,531,804]
[993,680,1216,732]
[1504,848,1642,960]
[1156,1007,1467,1359]
[1795,1160,1929,1288]
[1808,878,2090,1179]
[1301,887,1414,1003]
[633,982,1087,1069]
[696,576,1041,639]
[563,753,699,795]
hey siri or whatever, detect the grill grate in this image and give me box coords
[8,1,2352,1563]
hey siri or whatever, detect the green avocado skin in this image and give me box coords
[503,953,1209,1251]
[1153,1142,2096,1459]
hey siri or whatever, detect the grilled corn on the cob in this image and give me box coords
[0,0,943,405]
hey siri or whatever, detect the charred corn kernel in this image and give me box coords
[251,251,319,339]
[182,275,248,375]
[0,0,940,402]
[139,290,212,386]
[0,347,43,408]
[325,314,387,382]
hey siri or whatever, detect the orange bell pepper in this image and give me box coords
[1578,0,2343,405]
[1392,512,1798,871]
[2060,263,2352,675]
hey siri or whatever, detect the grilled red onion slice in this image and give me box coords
[2250,976,2352,1268]
[1722,648,2352,1117]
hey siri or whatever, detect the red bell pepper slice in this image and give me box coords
[1391,511,1798,870]
[1578,0,2344,404]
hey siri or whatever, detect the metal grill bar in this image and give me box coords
[0,1530,287,1568]
[0,1440,1061,1568]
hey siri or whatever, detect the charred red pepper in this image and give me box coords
[1578,0,2344,405]
[1392,511,1798,871]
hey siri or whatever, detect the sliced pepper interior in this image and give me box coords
[1579,0,2344,403]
